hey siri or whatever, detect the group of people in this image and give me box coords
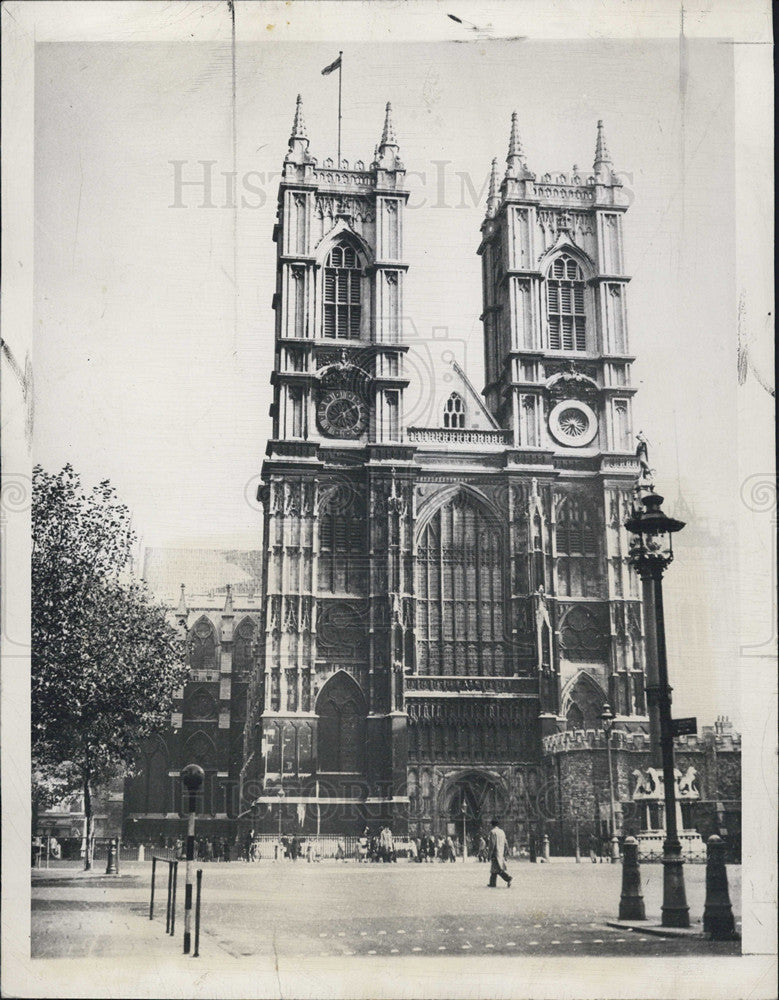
[414,833,460,862]
[357,826,397,862]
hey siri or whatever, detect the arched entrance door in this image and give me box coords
[446,773,506,840]
[316,672,367,775]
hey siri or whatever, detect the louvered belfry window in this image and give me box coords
[547,255,586,351]
[323,243,361,339]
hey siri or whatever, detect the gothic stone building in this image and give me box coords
[239,98,652,846]
[122,551,262,843]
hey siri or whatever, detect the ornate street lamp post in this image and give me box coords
[600,703,621,863]
[180,763,204,955]
[626,487,689,927]
[460,799,468,863]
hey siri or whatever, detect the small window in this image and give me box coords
[547,254,586,352]
[443,392,465,429]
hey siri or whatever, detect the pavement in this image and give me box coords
[31,857,741,962]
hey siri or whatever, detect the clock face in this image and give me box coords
[317,388,368,439]
[548,399,598,447]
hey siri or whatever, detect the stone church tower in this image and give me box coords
[242,99,646,844]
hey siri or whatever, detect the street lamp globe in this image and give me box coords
[625,490,685,574]
[600,702,615,734]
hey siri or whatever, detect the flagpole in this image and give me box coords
[337,51,343,165]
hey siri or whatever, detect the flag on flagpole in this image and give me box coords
[322,54,342,76]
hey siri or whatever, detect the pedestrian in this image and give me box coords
[487,817,512,889]
[446,834,456,862]
[335,838,345,861]
[306,838,313,863]
[245,829,254,862]
[588,833,598,863]
[477,834,487,862]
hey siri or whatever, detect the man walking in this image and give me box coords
[487,817,512,889]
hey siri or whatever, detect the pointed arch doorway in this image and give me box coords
[446,772,506,840]
[315,671,367,776]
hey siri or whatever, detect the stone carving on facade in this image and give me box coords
[283,482,299,516]
[632,766,700,800]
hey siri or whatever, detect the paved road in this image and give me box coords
[32,859,740,960]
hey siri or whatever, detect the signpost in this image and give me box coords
[672,717,697,737]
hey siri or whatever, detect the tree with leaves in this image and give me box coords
[32,465,187,869]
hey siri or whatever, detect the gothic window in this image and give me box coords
[563,673,607,730]
[323,243,361,339]
[233,618,256,675]
[415,491,506,676]
[555,495,599,597]
[546,254,586,352]
[189,618,216,673]
[316,672,366,773]
[318,489,366,593]
[443,392,466,429]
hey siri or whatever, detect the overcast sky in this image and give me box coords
[34,37,739,719]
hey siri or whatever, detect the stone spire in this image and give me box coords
[285,94,313,166]
[375,101,402,171]
[223,583,233,614]
[505,111,526,178]
[176,583,188,623]
[593,119,612,179]
[291,93,308,142]
[486,157,501,218]
[379,102,398,150]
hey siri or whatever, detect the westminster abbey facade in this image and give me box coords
[234,95,651,847]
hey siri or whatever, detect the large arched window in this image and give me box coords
[415,491,505,676]
[323,243,361,339]
[443,392,466,429]
[316,672,367,773]
[546,254,586,351]
[189,618,216,673]
[555,494,599,597]
[233,618,256,676]
[318,487,366,593]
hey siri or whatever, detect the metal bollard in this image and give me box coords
[703,835,737,939]
[165,861,173,933]
[618,837,646,920]
[170,861,178,936]
[193,868,202,958]
[105,838,118,875]
[149,857,157,920]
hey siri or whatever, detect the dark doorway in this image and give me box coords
[316,671,367,774]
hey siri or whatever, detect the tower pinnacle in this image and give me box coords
[505,111,526,178]
[379,102,398,150]
[594,119,612,178]
[375,101,402,171]
[486,157,501,218]
[291,93,308,142]
[285,93,315,168]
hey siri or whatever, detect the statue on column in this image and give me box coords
[635,431,654,487]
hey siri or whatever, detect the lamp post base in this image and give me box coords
[661,843,690,928]
[609,835,620,863]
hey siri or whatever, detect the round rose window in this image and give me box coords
[548,400,598,447]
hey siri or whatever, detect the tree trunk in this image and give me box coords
[83,776,93,871]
